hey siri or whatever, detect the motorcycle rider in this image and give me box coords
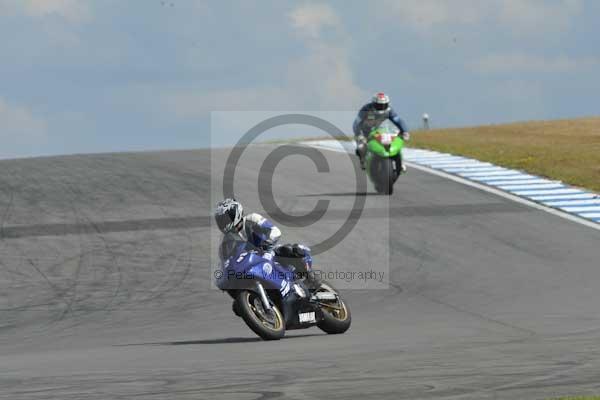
[214,198,315,285]
[353,92,410,171]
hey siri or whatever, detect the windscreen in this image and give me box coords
[376,119,400,134]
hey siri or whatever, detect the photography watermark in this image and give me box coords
[214,268,386,284]
[210,111,390,290]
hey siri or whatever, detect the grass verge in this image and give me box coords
[550,397,600,400]
[409,117,600,193]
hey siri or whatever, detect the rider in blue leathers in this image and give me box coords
[353,92,410,171]
[214,198,317,316]
[215,198,314,282]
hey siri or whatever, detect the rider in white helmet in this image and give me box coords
[214,198,318,315]
[214,198,312,278]
[353,92,410,171]
[215,198,282,260]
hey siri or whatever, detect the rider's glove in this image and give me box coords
[259,240,275,252]
[401,131,410,141]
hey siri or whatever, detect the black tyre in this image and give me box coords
[380,158,394,195]
[236,290,285,340]
[315,282,352,334]
[370,156,394,195]
[369,156,383,194]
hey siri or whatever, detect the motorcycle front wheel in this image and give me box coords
[370,156,395,195]
[236,290,285,340]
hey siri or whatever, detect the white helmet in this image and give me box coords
[372,92,390,113]
[215,198,244,233]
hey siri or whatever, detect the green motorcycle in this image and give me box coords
[365,120,405,195]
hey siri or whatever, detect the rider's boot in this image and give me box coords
[355,140,367,170]
[395,154,406,174]
[304,270,322,290]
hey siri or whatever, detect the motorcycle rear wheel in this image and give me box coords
[315,283,352,334]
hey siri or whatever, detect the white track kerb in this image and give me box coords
[302,140,600,231]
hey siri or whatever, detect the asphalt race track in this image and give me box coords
[1,145,600,399]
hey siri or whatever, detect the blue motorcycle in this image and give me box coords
[216,241,351,340]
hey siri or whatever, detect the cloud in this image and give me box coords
[160,51,364,117]
[285,43,364,109]
[381,0,583,34]
[0,0,92,48]
[472,53,600,74]
[286,3,363,108]
[498,0,582,33]
[289,3,341,39]
[158,3,365,118]
[0,0,91,23]
[0,97,47,140]
[162,87,289,118]
[382,0,486,31]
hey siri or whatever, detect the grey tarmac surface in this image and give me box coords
[1,145,600,399]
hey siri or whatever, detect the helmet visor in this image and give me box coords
[215,209,236,232]
[374,102,389,111]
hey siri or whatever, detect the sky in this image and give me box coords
[1,0,599,158]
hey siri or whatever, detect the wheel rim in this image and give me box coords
[246,292,282,331]
[328,299,348,321]
[317,286,348,321]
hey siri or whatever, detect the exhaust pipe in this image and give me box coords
[255,282,272,311]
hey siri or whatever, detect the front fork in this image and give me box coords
[255,282,272,311]
[255,281,306,326]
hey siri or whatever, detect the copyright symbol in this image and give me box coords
[213,270,223,279]
[222,113,366,255]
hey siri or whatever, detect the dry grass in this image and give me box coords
[550,397,600,400]
[410,117,600,192]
